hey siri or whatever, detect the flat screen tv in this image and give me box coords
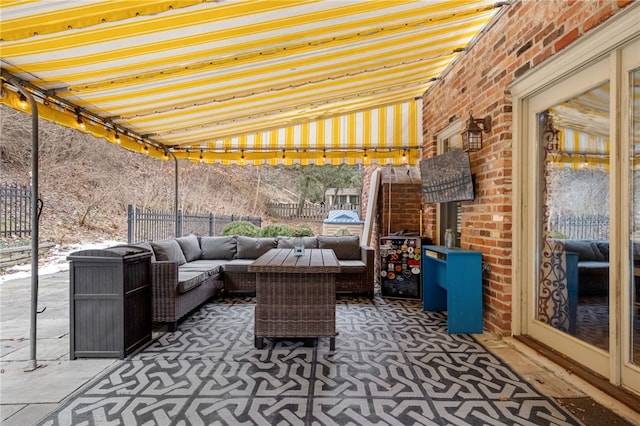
[419,149,474,204]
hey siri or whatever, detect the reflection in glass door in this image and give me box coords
[630,69,640,366]
[536,82,611,352]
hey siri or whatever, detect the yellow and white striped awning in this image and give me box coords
[0,0,505,165]
[547,83,611,171]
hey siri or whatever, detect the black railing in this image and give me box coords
[550,214,609,240]
[127,205,261,243]
[1,183,32,238]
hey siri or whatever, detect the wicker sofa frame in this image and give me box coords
[137,234,374,331]
[151,260,223,331]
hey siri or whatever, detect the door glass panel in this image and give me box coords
[537,82,611,351]
[631,69,640,365]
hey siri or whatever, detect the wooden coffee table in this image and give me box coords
[248,248,340,350]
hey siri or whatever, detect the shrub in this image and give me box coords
[260,224,295,237]
[292,226,314,237]
[260,224,315,237]
[221,221,260,237]
[547,231,569,239]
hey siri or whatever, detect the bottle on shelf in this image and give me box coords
[444,229,454,248]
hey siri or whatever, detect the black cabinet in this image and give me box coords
[68,245,152,359]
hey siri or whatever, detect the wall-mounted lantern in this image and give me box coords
[462,112,492,152]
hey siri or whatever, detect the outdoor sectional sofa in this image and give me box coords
[561,239,640,296]
[137,234,374,330]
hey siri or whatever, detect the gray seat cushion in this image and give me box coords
[338,260,365,273]
[577,261,609,271]
[152,239,187,265]
[178,260,225,275]
[222,259,255,273]
[200,236,237,260]
[176,235,202,262]
[177,270,205,293]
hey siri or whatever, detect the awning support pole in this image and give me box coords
[170,152,180,238]
[5,74,41,371]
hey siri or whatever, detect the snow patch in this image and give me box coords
[1,240,126,283]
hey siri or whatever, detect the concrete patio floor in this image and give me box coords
[0,271,638,425]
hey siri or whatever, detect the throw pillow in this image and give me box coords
[201,236,237,260]
[176,235,202,262]
[151,239,187,265]
[135,241,157,262]
[594,241,610,260]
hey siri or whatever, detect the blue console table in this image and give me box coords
[422,245,483,333]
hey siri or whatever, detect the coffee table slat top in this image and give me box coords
[248,248,340,274]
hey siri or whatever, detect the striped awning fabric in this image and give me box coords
[547,76,640,171]
[0,0,504,165]
[548,83,610,171]
[549,128,610,171]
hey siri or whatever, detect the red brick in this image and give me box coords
[554,27,580,52]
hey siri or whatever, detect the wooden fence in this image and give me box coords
[127,205,261,243]
[265,202,359,221]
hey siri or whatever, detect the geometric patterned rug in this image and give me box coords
[38,295,582,425]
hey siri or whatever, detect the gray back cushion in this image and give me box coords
[277,237,318,249]
[563,240,604,262]
[236,236,277,259]
[151,239,187,265]
[201,236,237,260]
[318,235,361,260]
[176,235,202,262]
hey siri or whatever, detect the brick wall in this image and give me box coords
[380,183,423,236]
[360,0,633,336]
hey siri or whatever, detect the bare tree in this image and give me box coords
[546,167,609,217]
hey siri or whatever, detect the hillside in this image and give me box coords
[0,105,309,245]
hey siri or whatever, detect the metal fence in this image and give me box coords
[550,214,610,240]
[127,205,262,243]
[265,202,359,221]
[0,183,32,238]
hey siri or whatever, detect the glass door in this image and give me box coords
[621,40,640,394]
[524,37,640,394]
[628,66,640,378]
[528,60,612,375]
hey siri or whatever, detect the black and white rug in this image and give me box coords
[38,295,582,425]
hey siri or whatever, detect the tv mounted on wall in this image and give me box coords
[419,149,474,204]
